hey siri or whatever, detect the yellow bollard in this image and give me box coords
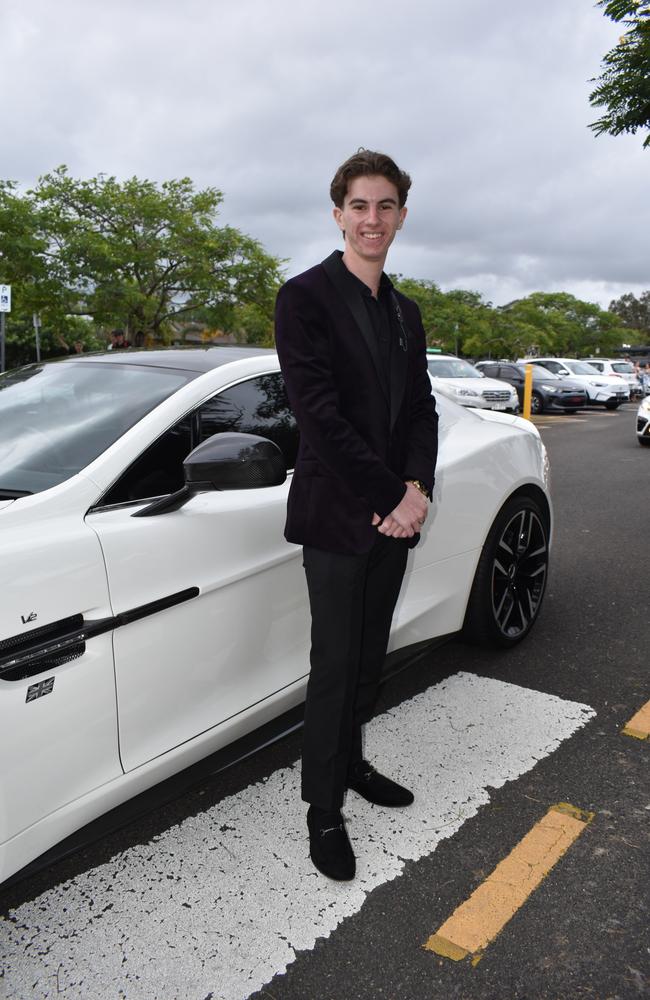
[522,364,533,420]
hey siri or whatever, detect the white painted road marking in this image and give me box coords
[1,673,595,1000]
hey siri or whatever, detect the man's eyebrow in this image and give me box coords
[348,197,398,206]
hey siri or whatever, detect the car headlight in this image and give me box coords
[541,384,558,393]
[453,387,480,397]
[589,380,607,388]
[640,397,650,414]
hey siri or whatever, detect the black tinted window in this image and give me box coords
[101,372,297,506]
[198,374,298,468]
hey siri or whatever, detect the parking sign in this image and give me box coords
[0,284,11,312]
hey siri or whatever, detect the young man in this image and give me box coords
[275,150,438,880]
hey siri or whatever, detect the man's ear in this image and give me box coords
[397,205,408,230]
[333,206,345,234]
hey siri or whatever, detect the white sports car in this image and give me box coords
[0,347,551,885]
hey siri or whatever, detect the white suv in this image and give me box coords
[519,357,629,409]
[427,353,519,412]
[582,358,643,399]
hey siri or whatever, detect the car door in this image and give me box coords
[0,479,120,865]
[86,372,309,772]
[499,365,526,404]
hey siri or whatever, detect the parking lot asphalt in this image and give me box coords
[2,402,649,1000]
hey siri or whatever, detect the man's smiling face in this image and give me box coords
[333,174,407,266]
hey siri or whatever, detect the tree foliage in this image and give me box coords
[608,289,650,332]
[391,277,495,355]
[391,278,635,359]
[499,292,632,357]
[589,1,650,148]
[0,167,283,367]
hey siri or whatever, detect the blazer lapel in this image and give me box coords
[321,252,389,403]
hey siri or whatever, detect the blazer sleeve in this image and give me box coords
[275,281,407,518]
[402,302,439,494]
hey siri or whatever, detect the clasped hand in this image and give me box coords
[372,482,428,538]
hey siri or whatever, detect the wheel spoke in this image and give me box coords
[494,558,509,577]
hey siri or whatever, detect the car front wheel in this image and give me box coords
[530,392,543,414]
[604,400,620,410]
[462,494,549,648]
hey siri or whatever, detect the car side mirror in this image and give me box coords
[133,432,287,517]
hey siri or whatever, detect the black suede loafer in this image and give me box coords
[307,806,356,881]
[347,761,414,807]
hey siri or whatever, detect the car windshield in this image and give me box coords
[427,358,479,378]
[0,361,194,496]
[565,361,600,375]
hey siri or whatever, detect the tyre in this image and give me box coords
[462,494,549,648]
[638,437,650,447]
[604,400,620,410]
[530,392,543,415]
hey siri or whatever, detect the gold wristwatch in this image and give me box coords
[407,479,430,500]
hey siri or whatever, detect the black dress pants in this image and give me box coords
[301,534,409,811]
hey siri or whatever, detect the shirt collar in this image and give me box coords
[332,250,393,300]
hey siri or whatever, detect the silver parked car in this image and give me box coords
[426,354,519,412]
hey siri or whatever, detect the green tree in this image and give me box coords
[589,1,650,148]
[500,292,635,357]
[391,277,494,355]
[608,290,650,333]
[0,168,283,359]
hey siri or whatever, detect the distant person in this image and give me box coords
[108,329,131,350]
[56,334,85,355]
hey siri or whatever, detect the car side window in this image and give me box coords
[197,373,298,469]
[480,365,499,378]
[501,366,521,379]
[100,416,194,505]
[99,372,297,507]
[542,361,561,374]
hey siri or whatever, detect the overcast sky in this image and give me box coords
[2,0,648,308]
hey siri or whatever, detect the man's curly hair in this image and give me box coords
[330,149,412,208]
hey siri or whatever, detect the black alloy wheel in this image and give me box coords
[604,400,620,410]
[462,494,549,648]
[530,391,543,414]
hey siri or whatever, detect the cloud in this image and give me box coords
[1,0,647,307]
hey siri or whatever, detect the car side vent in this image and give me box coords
[0,614,85,682]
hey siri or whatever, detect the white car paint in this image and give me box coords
[582,358,643,397]
[1,674,595,1000]
[519,357,629,406]
[0,350,551,884]
[636,395,650,446]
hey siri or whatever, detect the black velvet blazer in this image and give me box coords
[274,251,439,555]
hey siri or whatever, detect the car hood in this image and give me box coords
[429,375,514,393]
[470,407,541,438]
[533,376,585,391]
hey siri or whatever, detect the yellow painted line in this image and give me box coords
[424,803,594,963]
[622,700,650,740]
